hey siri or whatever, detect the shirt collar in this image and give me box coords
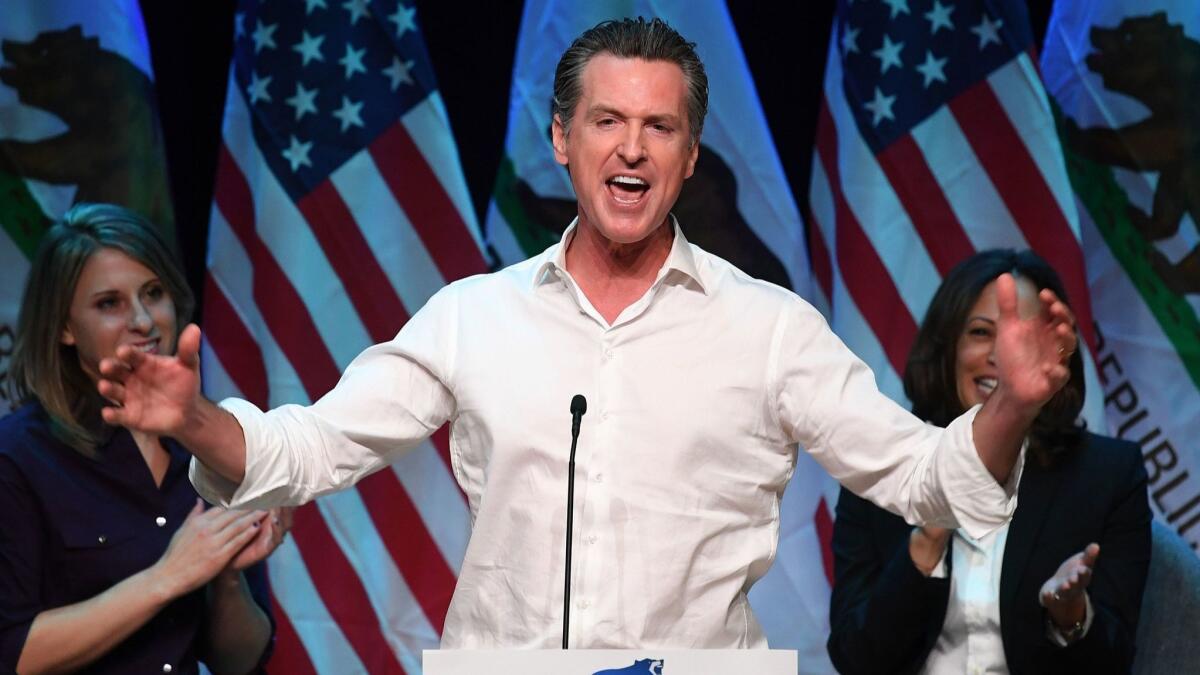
[532,214,707,294]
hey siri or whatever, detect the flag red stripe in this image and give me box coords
[948,83,1098,352]
[816,99,917,375]
[214,145,343,399]
[264,592,319,675]
[357,470,457,633]
[369,124,488,283]
[202,272,269,408]
[297,182,412,343]
[290,502,408,674]
[804,204,834,302]
[876,135,975,276]
[814,496,835,586]
[218,146,463,643]
[429,425,468,504]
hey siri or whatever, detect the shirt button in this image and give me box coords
[155,516,167,527]
[604,349,613,359]
[162,664,173,673]
[600,411,609,421]
[578,599,590,609]
[587,534,598,544]
[594,473,603,483]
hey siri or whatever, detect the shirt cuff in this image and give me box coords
[1044,592,1095,646]
[936,405,1026,539]
[188,398,292,509]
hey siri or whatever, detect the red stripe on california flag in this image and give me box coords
[202,272,269,408]
[817,99,917,375]
[948,83,1097,352]
[214,145,343,399]
[876,135,975,276]
[290,502,408,674]
[369,124,488,282]
[803,204,833,302]
[297,181,412,343]
[264,593,319,675]
[814,496,835,586]
[356,470,457,633]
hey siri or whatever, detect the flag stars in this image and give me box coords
[343,0,370,25]
[251,20,278,53]
[339,43,367,79]
[247,72,272,104]
[332,96,365,132]
[285,82,319,121]
[915,51,948,87]
[389,4,417,38]
[872,35,904,74]
[971,15,1004,50]
[881,0,910,19]
[282,135,314,172]
[925,1,954,35]
[293,31,325,66]
[863,87,896,126]
[304,0,328,14]
[383,56,415,90]
[841,25,861,56]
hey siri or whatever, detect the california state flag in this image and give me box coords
[0,0,174,414]
[1041,1,1200,552]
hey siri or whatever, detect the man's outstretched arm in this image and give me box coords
[98,323,248,483]
[970,273,1077,484]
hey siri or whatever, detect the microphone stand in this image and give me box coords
[564,394,586,649]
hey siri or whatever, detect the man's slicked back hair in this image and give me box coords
[552,17,709,147]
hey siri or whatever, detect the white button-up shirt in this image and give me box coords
[924,525,1011,674]
[922,523,1094,673]
[192,222,1020,648]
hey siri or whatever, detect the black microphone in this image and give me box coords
[570,394,586,438]
[563,394,586,649]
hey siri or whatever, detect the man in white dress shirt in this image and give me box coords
[96,18,1078,648]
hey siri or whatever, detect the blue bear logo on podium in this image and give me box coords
[593,658,664,675]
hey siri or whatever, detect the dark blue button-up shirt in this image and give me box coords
[0,402,268,673]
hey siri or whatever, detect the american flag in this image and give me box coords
[809,0,1107,429]
[201,1,484,671]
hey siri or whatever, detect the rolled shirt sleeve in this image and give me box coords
[772,296,1022,539]
[191,287,460,509]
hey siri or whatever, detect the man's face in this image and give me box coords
[552,54,699,245]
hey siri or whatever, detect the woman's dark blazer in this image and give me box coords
[826,431,1151,675]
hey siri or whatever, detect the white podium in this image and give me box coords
[423,649,797,674]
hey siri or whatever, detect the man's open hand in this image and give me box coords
[97,323,203,436]
[993,273,1077,411]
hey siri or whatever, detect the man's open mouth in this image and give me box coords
[606,175,649,205]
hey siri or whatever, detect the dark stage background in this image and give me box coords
[139,1,1053,311]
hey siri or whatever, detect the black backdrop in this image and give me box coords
[138,1,1053,314]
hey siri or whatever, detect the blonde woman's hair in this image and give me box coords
[9,203,193,452]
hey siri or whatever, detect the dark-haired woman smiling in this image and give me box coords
[0,203,285,674]
[827,249,1151,674]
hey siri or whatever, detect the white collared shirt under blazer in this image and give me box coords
[192,221,1023,649]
